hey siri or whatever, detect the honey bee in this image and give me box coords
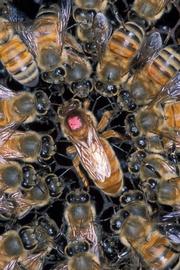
[128,45,180,105]
[0,16,39,87]
[128,151,178,179]
[53,240,101,270]
[0,84,50,127]
[110,190,180,270]
[126,72,180,143]
[58,99,124,197]
[64,190,100,255]
[49,34,93,97]
[95,21,145,97]
[132,0,171,23]
[144,177,180,208]
[0,128,55,162]
[0,215,58,269]
[134,133,180,155]
[0,172,63,220]
[0,159,36,194]
[73,0,112,57]
[22,1,71,82]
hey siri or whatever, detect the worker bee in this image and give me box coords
[53,34,93,97]
[53,240,101,270]
[134,133,180,155]
[21,1,71,83]
[0,215,58,269]
[144,177,180,208]
[0,172,63,220]
[0,128,55,162]
[0,16,39,87]
[128,45,180,105]
[64,190,100,255]
[95,21,145,97]
[128,151,178,179]
[0,84,50,127]
[131,0,171,24]
[110,190,180,270]
[0,159,36,194]
[58,99,124,197]
[126,72,180,143]
[73,0,112,57]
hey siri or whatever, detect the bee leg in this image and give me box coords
[72,156,89,188]
[97,111,112,132]
[66,145,76,156]
[83,99,91,110]
[101,130,126,140]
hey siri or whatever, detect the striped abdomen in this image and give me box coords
[147,46,180,86]
[164,101,180,129]
[108,22,144,59]
[0,35,39,87]
[94,138,123,197]
[137,231,179,270]
[34,4,62,70]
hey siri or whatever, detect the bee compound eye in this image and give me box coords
[45,174,62,197]
[4,233,23,256]
[110,217,123,232]
[120,193,133,205]
[21,165,36,189]
[19,227,36,250]
[135,191,144,201]
[65,246,74,257]
[41,72,52,83]
[95,81,117,97]
[40,135,55,160]
[53,67,66,78]
[148,178,157,189]
[35,90,50,115]
[66,192,77,203]
[79,192,90,203]
[129,161,141,173]
[136,136,146,148]
[79,241,89,253]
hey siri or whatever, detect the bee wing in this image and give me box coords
[0,122,19,147]
[58,0,71,30]
[4,260,18,270]
[57,0,72,50]
[92,12,112,59]
[161,210,180,220]
[148,72,180,107]
[19,252,45,270]
[71,126,111,182]
[0,84,17,99]
[10,191,32,218]
[131,31,162,70]
[53,264,68,270]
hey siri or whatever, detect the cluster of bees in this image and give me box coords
[0,0,179,269]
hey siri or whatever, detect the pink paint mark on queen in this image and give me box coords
[67,115,82,130]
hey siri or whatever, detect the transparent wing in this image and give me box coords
[19,252,45,270]
[131,31,163,70]
[148,72,180,107]
[58,0,72,30]
[70,126,111,182]
[4,260,19,270]
[92,12,112,58]
[0,84,16,99]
